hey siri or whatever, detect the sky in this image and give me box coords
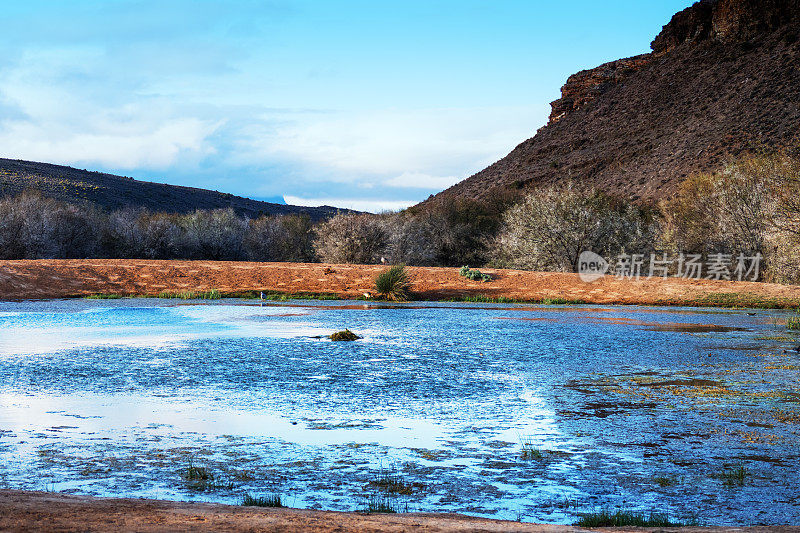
[0,0,694,212]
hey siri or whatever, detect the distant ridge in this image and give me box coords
[0,158,346,220]
[423,0,800,206]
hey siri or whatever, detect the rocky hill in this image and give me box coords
[426,0,800,205]
[0,158,344,220]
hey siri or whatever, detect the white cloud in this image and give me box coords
[0,117,220,169]
[283,195,415,214]
[0,47,222,170]
[245,106,546,181]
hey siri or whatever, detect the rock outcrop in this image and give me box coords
[548,54,653,125]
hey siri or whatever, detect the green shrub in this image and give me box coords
[375,264,412,301]
[459,265,492,282]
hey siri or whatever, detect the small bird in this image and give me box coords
[260,291,264,300]
[363,292,372,299]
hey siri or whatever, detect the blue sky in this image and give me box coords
[0,0,693,212]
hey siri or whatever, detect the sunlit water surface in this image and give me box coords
[0,299,798,524]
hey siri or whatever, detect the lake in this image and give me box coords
[0,299,798,524]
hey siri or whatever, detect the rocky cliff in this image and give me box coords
[426,0,800,205]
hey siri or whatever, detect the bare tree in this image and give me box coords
[181,208,248,260]
[496,184,657,272]
[313,213,389,264]
[244,214,315,262]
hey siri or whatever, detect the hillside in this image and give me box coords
[0,158,343,220]
[426,0,800,205]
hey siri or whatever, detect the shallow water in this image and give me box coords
[0,299,798,524]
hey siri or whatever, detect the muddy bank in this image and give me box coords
[1,259,800,307]
[0,490,795,533]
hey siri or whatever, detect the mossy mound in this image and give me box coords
[329,329,362,341]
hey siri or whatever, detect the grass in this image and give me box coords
[181,460,233,491]
[542,297,586,305]
[241,493,284,508]
[223,290,341,301]
[362,494,403,514]
[157,289,221,300]
[788,314,800,330]
[329,329,362,341]
[448,294,520,303]
[446,294,586,305]
[575,509,688,527]
[375,264,412,301]
[371,471,416,496]
[84,293,123,299]
[690,292,799,310]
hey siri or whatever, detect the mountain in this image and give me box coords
[425,0,800,205]
[0,158,344,220]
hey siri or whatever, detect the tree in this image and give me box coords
[313,213,389,264]
[244,214,315,262]
[496,184,657,272]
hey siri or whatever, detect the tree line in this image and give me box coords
[1,150,798,284]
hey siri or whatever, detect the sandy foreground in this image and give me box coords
[1,490,798,533]
[1,259,800,306]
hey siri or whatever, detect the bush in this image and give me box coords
[660,151,800,283]
[314,213,389,264]
[392,193,513,267]
[459,265,491,282]
[375,264,412,301]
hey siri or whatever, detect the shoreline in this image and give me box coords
[0,490,795,533]
[1,259,800,308]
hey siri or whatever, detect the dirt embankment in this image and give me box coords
[1,259,800,307]
[3,490,798,533]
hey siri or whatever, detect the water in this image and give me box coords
[0,299,798,524]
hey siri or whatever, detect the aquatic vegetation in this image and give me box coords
[374,264,411,301]
[370,470,418,495]
[449,294,519,303]
[362,494,403,514]
[718,465,748,487]
[157,289,221,300]
[542,297,586,305]
[575,509,687,527]
[329,329,362,341]
[788,314,800,330]
[181,460,233,491]
[519,438,544,460]
[459,265,492,282]
[241,493,284,507]
[652,475,680,487]
[84,293,123,299]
